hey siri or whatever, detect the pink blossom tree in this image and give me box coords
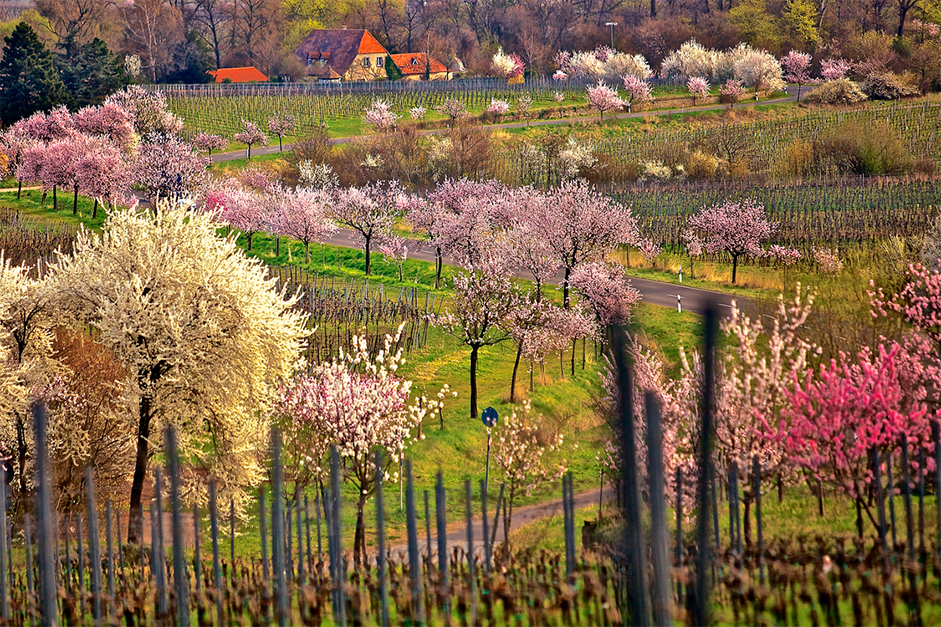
[0,128,35,198]
[403,195,447,288]
[233,120,267,159]
[621,75,654,110]
[721,78,747,108]
[193,132,228,156]
[821,58,851,81]
[75,139,133,218]
[429,271,525,420]
[427,178,508,273]
[491,47,525,79]
[682,228,703,279]
[331,181,401,275]
[273,328,432,566]
[72,102,135,150]
[267,114,296,151]
[688,198,776,283]
[133,135,210,200]
[212,185,268,250]
[436,99,468,125]
[586,80,624,120]
[687,76,711,104]
[104,86,184,137]
[769,343,933,533]
[378,235,409,281]
[780,50,816,100]
[269,186,338,264]
[530,181,639,306]
[506,214,561,301]
[363,99,398,131]
[636,237,663,267]
[569,262,641,328]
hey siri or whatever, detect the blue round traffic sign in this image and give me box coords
[482,407,498,428]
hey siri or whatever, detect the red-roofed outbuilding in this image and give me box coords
[209,66,268,83]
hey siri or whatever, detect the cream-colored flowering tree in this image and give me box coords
[0,257,57,498]
[492,402,565,545]
[48,202,308,543]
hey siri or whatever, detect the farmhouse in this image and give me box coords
[209,66,268,83]
[295,29,390,82]
[389,53,450,81]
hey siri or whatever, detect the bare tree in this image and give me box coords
[193,0,232,69]
[119,0,184,83]
[34,0,111,44]
[230,0,281,65]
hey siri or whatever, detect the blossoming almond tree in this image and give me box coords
[273,327,432,567]
[569,262,641,329]
[493,401,564,541]
[363,99,398,131]
[267,114,296,151]
[780,50,815,100]
[211,184,268,250]
[270,186,338,264]
[429,271,525,420]
[48,201,307,543]
[688,199,776,284]
[586,80,624,120]
[621,75,654,109]
[720,78,747,108]
[133,133,210,201]
[821,58,851,81]
[233,120,267,159]
[530,181,639,306]
[193,132,227,156]
[72,101,135,150]
[687,76,711,104]
[332,181,401,275]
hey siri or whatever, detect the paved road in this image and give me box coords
[210,88,799,163]
[326,227,742,316]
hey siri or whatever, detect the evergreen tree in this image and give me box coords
[56,37,128,109]
[0,23,67,124]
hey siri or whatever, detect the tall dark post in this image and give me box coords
[84,469,103,626]
[406,460,424,624]
[694,307,717,627]
[271,430,289,627]
[674,467,684,605]
[466,480,477,626]
[753,456,764,585]
[166,429,190,627]
[375,452,390,627]
[611,325,650,625]
[330,447,346,627]
[645,393,672,627]
[32,403,58,625]
[436,472,449,617]
[209,482,223,626]
[480,480,491,575]
[193,505,202,592]
[424,491,433,560]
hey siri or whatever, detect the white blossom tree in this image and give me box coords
[48,201,308,543]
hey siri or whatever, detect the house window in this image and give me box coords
[377,56,384,66]
[307,57,312,67]
[412,58,419,66]
[363,57,371,68]
[319,59,326,67]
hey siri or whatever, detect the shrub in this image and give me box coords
[812,121,910,175]
[778,138,814,178]
[685,150,719,178]
[860,71,921,100]
[804,79,868,105]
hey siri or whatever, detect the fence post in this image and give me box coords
[424,491,433,560]
[193,505,202,592]
[480,480,491,575]
[436,471,449,620]
[84,470,105,626]
[693,308,717,627]
[466,480,477,627]
[375,451,390,627]
[271,430,289,627]
[33,402,58,626]
[645,392,672,627]
[209,481,223,626]
[154,468,167,616]
[167,429,190,627]
[752,456,764,586]
[611,325,651,626]
[406,460,424,625]
[0,473,8,620]
[330,446,346,627]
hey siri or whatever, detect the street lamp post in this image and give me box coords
[605,21,618,49]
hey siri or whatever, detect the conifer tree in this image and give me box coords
[0,23,67,124]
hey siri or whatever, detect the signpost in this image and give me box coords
[482,407,498,490]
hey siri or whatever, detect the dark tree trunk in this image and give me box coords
[73,184,79,215]
[731,253,739,284]
[304,241,311,265]
[275,235,280,257]
[92,199,98,220]
[470,345,479,420]
[16,180,21,199]
[563,266,571,308]
[354,491,368,568]
[364,234,372,275]
[434,248,442,289]
[128,393,153,544]
[510,342,523,402]
[53,186,57,211]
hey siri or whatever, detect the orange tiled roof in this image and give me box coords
[390,53,448,76]
[358,31,388,55]
[210,66,268,83]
